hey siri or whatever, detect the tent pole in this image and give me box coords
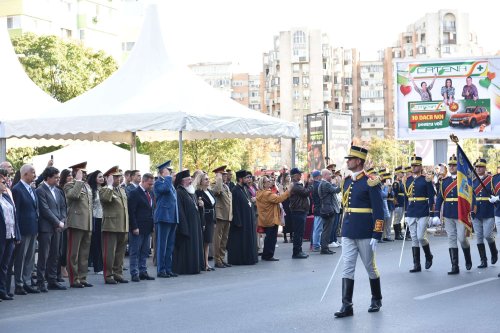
[179,131,183,171]
[0,138,6,162]
[130,132,137,169]
[291,138,296,169]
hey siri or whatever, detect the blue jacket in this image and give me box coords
[473,176,494,219]
[11,181,39,235]
[153,176,178,224]
[393,180,406,209]
[435,176,458,219]
[341,171,385,240]
[494,174,500,217]
[403,175,435,218]
[128,185,155,233]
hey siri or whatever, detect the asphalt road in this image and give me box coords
[1,232,500,333]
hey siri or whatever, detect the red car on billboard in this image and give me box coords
[449,106,490,128]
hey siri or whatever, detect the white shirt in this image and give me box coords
[204,189,215,205]
[44,181,57,201]
[21,179,35,201]
[0,195,15,239]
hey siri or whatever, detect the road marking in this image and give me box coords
[414,277,498,300]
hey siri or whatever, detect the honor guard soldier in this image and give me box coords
[492,163,500,276]
[392,166,405,240]
[404,155,435,273]
[472,158,498,268]
[434,155,472,274]
[334,145,385,318]
[381,172,395,242]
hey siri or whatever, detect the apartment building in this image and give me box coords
[359,60,385,141]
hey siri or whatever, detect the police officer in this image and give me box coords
[334,146,385,318]
[433,155,472,274]
[404,155,435,273]
[472,158,497,268]
[392,166,405,240]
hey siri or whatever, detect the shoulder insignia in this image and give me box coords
[425,174,433,182]
[367,175,381,187]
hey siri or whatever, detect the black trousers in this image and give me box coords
[37,231,61,284]
[291,211,307,255]
[89,217,103,273]
[262,225,278,260]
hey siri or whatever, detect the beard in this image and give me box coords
[184,184,195,194]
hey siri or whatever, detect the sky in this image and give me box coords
[139,0,499,73]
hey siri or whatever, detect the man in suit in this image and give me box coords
[212,166,233,268]
[64,162,93,288]
[128,173,155,282]
[12,164,40,295]
[154,160,178,278]
[125,170,141,195]
[35,167,67,292]
[100,166,129,284]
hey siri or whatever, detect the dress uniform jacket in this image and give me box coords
[403,175,435,218]
[473,176,494,219]
[212,177,233,221]
[493,174,500,217]
[64,180,92,231]
[435,176,458,219]
[99,187,129,233]
[341,171,385,240]
[393,180,406,209]
[153,175,178,224]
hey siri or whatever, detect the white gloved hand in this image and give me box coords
[431,216,441,226]
[370,238,377,252]
[488,195,499,203]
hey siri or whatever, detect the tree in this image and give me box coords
[366,137,414,171]
[11,33,117,102]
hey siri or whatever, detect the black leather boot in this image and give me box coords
[488,241,498,265]
[405,225,412,241]
[477,243,488,268]
[368,278,382,313]
[462,247,472,270]
[394,224,404,240]
[334,278,354,318]
[448,248,459,275]
[422,244,433,269]
[409,247,421,273]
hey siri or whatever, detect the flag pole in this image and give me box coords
[450,134,491,194]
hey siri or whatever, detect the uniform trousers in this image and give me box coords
[14,233,37,287]
[383,210,394,239]
[472,218,495,244]
[102,231,127,280]
[496,216,500,236]
[67,228,91,285]
[156,223,176,274]
[213,219,230,265]
[406,216,429,247]
[341,237,380,280]
[37,231,61,284]
[444,217,469,248]
[393,207,404,226]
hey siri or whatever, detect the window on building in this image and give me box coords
[293,64,300,72]
[293,77,300,85]
[418,46,426,54]
[61,28,72,39]
[376,130,384,137]
[344,78,353,85]
[250,91,259,98]
[7,17,13,29]
[293,31,306,44]
[443,46,451,54]
[293,90,301,100]
[420,33,426,44]
[302,76,310,85]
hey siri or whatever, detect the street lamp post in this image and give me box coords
[324,109,330,166]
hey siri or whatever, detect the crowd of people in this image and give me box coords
[0,147,499,320]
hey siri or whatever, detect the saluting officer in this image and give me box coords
[392,166,405,240]
[404,155,435,273]
[100,166,129,284]
[334,146,385,318]
[472,158,498,268]
[434,154,472,274]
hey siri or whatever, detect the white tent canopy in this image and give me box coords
[1,4,299,145]
[32,142,150,175]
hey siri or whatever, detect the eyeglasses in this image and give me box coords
[0,180,6,185]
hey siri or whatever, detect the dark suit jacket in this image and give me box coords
[0,193,21,246]
[11,181,39,236]
[127,186,154,234]
[36,182,67,233]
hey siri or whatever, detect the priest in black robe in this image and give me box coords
[227,170,258,265]
[172,170,204,274]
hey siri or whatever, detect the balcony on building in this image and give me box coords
[323,91,332,101]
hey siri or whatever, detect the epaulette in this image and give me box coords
[425,174,433,182]
[367,174,381,187]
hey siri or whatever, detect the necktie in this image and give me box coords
[28,186,35,201]
[145,191,152,207]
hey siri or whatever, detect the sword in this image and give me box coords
[320,250,343,303]
[399,219,408,267]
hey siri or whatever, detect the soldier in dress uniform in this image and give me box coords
[472,158,498,268]
[403,155,435,273]
[492,163,500,276]
[381,172,395,242]
[434,154,472,274]
[402,166,413,240]
[64,162,93,288]
[100,166,129,284]
[334,145,385,318]
[392,166,405,240]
